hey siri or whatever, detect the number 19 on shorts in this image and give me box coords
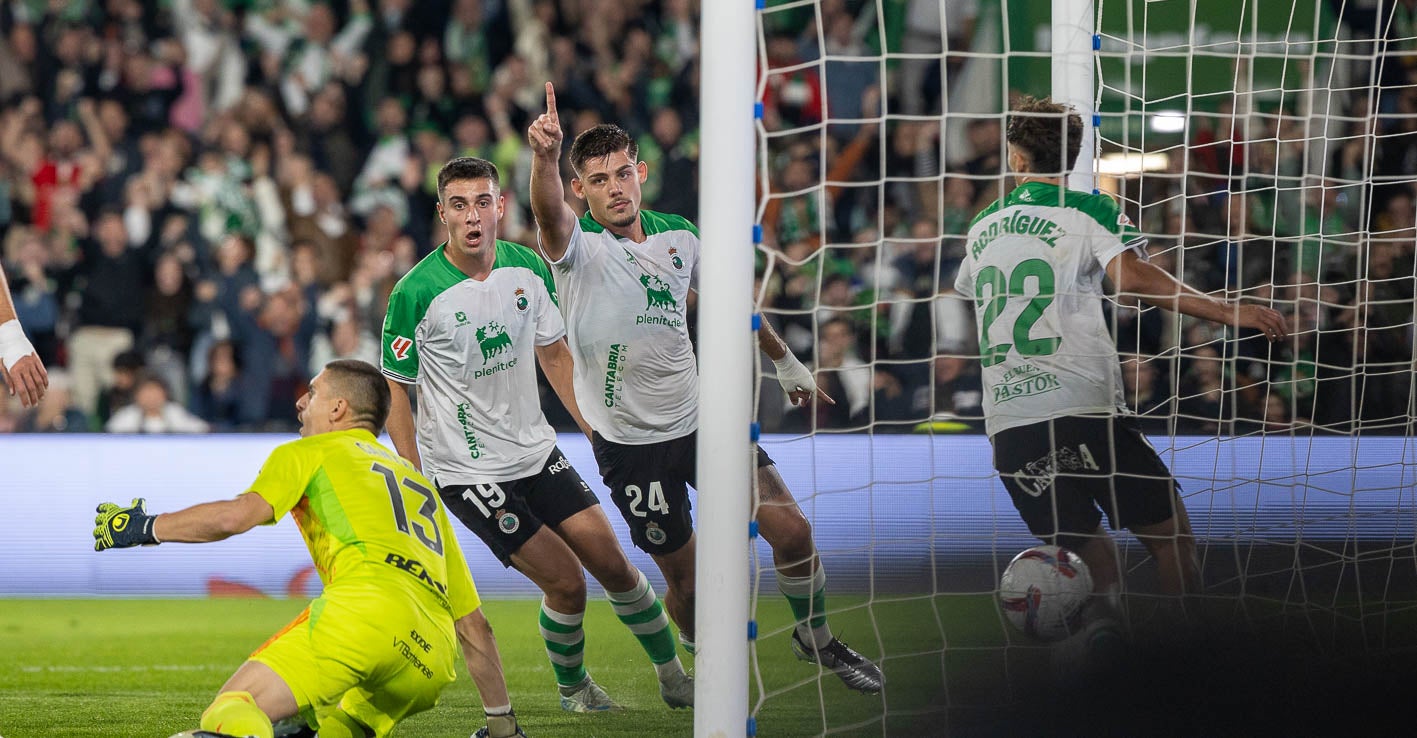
[461,483,506,518]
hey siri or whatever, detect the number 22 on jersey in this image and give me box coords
[975,258,1062,367]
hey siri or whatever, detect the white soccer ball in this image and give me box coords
[998,544,1094,641]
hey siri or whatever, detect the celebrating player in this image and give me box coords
[381,157,692,712]
[954,97,1288,609]
[0,266,48,407]
[527,82,883,694]
[92,360,527,738]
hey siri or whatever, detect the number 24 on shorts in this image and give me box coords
[624,482,669,517]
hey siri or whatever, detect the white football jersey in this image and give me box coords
[954,182,1147,437]
[382,242,565,484]
[539,210,700,445]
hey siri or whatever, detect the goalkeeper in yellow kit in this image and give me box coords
[93,359,527,738]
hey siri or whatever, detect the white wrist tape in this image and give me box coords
[773,352,818,395]
[0,319,35,369]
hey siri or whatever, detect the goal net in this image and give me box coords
[732,0,1417,734]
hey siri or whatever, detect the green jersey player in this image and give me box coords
[382,158,692,713]
[527,82,882,694]
[955,97,1288,608]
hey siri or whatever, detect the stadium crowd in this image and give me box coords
[0,0,1410,436]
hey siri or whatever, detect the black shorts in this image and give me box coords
[438,446,599,567]
[591,430,774,556]
[992,415,1181,552]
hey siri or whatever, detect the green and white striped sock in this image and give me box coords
[538,599,587,688]
[607,569,679,667]
[778,566,833,649]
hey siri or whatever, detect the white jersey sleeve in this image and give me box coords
[533,275,566,346]
[538,217,603,271]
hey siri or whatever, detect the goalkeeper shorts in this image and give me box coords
[250,575,459,737]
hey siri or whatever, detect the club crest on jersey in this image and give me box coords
[476,322,512,364]
[514,287,528,311]
[645,521,667,546]
[390,336,413,361]
[668,247,683,270]
[496,510,520,534]
[454,311,469,325]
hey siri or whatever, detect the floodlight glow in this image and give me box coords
[1097,152,1170,174]
[1150,112,1187,133]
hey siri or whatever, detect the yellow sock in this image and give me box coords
[199,690,274,738]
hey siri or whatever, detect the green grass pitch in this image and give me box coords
[0,595,1024,737]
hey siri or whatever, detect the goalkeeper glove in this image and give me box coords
[773,352,821,403]
[93,498,160,551]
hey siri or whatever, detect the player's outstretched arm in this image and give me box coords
[1106,248,1289,342]
[93,493,274,550]
[0,267,48,407]
[384,377,423,471]
[527,81,577,262]
[456,609,527,737]
[757,315,836,407]
[534,338,593,440]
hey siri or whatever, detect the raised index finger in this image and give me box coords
[545,82,558,119]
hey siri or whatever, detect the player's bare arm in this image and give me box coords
[1106,248,1289,342]
[0,267,48,407]
[757,312,835,407]
[93,493,275,550]
[151,492,275,543]
[528,81,577,261]
[384,376,424,471]
[534,337,594,440]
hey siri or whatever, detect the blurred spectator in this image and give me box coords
[222,285,317,431]
[762,31,822,131]
[786,317,871,431]
[1175,345,1233,435]
[3,228,61,365]
[911,353,984,428]
[96,349,146,428]
[15,369,89,433]
[638,107,697,220]
[189,339,245,431]
[308,317,380,377]
[106,374,209,433]
[900,0,978,116]
[1120,353,1170,434]
[142,252,195,403]
[66,210,151,416]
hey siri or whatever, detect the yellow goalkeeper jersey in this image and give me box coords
[247,428,480,618]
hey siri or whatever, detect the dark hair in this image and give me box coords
[113,350,146,372]
[436,157,500,201]
[569,124,638,176]
[323,359,392,433]
[1006,96,1083,177]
